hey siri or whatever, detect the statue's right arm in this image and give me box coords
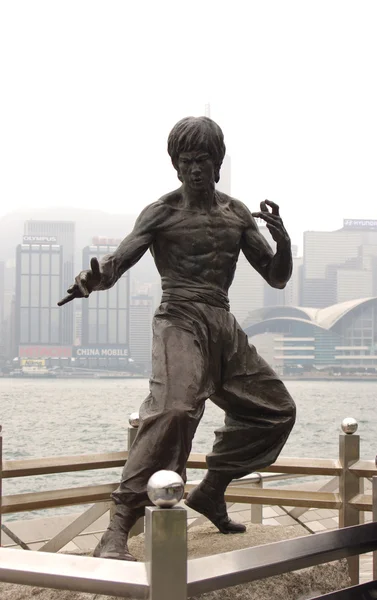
[98,201,165,290]
[57,201,166,306]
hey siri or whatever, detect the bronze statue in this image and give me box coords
[58,116,296,561]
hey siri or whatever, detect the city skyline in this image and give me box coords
[2,214,377,373]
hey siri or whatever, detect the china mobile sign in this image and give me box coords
[343,219,377,229]
[75,346,129,358]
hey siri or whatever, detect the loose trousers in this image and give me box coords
[112,301,296,508]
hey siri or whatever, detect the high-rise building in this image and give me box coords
[229,225,285,326]
[285,256,303,307]
[217,154,231,195]
[303,219,377,307]
[15,240,72,362]
[129,295,153,372]
[24,221,75,344]
[77,239,130,369]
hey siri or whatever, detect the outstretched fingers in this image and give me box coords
[90,256,100,275]
[264,199,280,215]
[251,211,280,224]
[57,293,75,307]
[75,273,89,298]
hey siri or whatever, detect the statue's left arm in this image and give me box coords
[240,199,292,289]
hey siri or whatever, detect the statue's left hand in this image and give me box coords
[252,200,290,245]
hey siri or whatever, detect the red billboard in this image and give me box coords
[19,346,72,358]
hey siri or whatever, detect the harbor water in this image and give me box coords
[1,378,376,521]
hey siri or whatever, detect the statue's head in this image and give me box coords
[167,116,226,184]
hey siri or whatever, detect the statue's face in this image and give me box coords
[177,151,215,191]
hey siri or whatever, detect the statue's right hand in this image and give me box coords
[57,257,102,306]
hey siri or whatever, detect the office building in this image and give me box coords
[230,225,285,326]
[15,240,72,362]
[78,239,130,369]
[129,295,153,372]
[245,298,377,373]
[303,219,377,308]
[285,256,303,307]
[24,221,75,344]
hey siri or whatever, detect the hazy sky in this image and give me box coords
[1,0,377,249]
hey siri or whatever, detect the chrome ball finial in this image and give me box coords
[147,470,184,508]
[128,412,140,428]
[341,417,358,435]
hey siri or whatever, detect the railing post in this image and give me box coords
[250,473,263,524]
[0,425,2,547]
[373,465,377,581]
[128,412,139,450]
[338,417,360,585]
[110,412,140,524]
[145,470,187,600]
[127,413,144,538]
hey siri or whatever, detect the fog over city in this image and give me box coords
[1,1,377,244]
[1,1,377,376]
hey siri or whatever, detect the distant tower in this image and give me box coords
[204,103,231,196]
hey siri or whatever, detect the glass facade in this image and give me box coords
[245,299,377,372]
[16,244,63,347]
[79,245,130,369]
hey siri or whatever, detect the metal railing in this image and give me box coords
[1,486,377,599]
[1,415,377,595]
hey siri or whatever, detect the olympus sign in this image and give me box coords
[343,219,377,229]
[75,347,129,357]
[23,235,57,243]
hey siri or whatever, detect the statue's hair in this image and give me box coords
[167,116,226,182]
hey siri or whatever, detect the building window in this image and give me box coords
[30,308,40,342]
[41,253,50,275]
[21,275,30,307]
[20,308,29,343]
[31,253,40,274]
[30,275,40,307]
[50,308,60,343]
[41,308,50,343]
[51,253,60,275]
[41,277,50,307]
[118,309,127,344]
[21,253,30,275]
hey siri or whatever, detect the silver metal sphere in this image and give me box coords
[341,417,358,435]
[128,412,140,428]
[147,470,184,508]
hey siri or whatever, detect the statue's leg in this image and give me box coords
[94,304,214,560]
[186,311,296,533]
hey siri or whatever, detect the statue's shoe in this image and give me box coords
[185,483,246,534]
[92,529,136,561]
[92,504,143,561]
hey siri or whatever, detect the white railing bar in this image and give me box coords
[0,548,148,599]
[187,522,377,596]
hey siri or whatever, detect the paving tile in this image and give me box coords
[262,506,279,518]
[28,542,46,551]
[301,510,323,522]
[272,506,288,516]
[238,510,253,522]
[228,503,250,513]
[274,515,298,526]
[317,518,338,530]
[263,518,280,526]
[73,534,100,552]
[59,541,80,553]
[315,509,337,519]
[306,521,327,532]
